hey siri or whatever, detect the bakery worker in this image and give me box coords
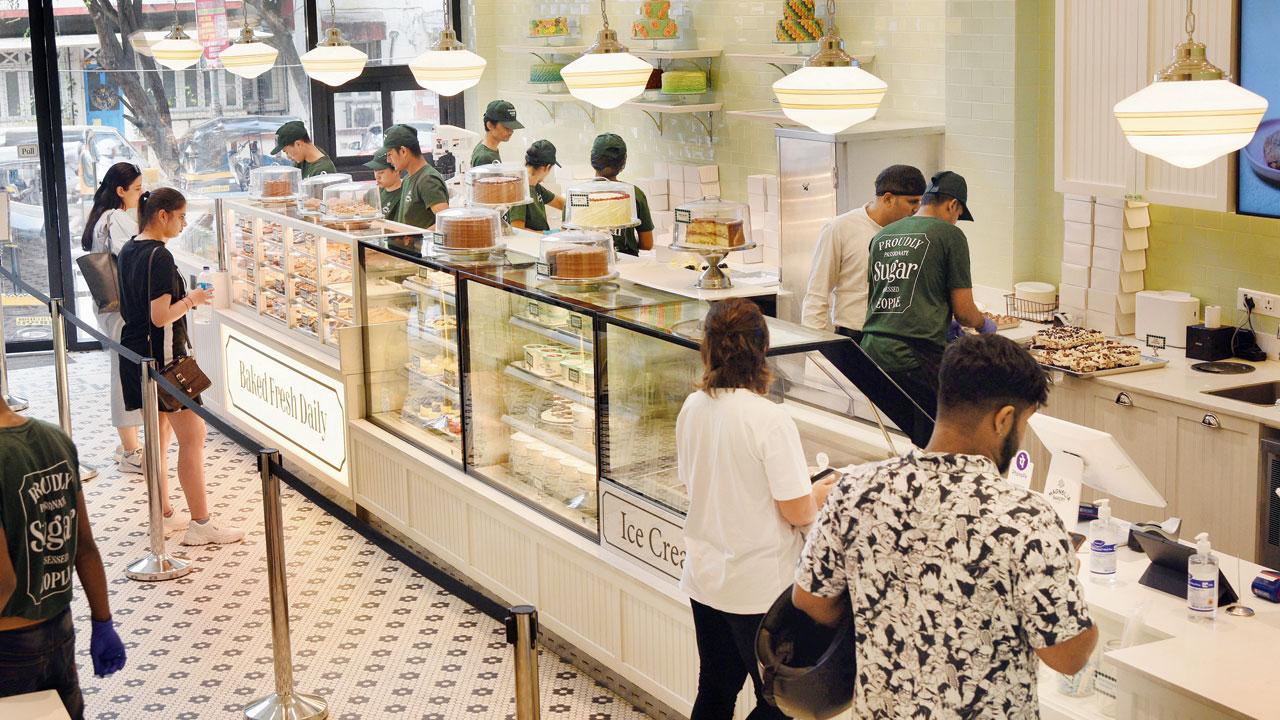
[860,170,995,447]
[801,164,926,340]
[510,140,565,233]
[590,133,654,255]
[272,120,336,179]
[471,100,524,168]
[383,124,450,230]
[365,148,403,220]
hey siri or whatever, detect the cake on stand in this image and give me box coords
[668,196,756,289]
[536,229,619,291]
[465,161,532,238]
[559,178,641,289]
[432,207,504,263]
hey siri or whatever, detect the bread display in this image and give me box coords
[685,218,745,248]
[471,174,524,204]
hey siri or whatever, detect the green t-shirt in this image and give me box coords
[380,185,402,220]
[860,215,973,371]
[509,183,556,232]
[297,153,336,179]
[610,184,654,256]
[471,143,501,168]
[395,163,450,229]
[0,419,81,622]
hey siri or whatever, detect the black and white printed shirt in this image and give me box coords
[796,450,1093,719]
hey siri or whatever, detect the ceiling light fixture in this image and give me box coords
[302,0,368,87]
[151,0,204,71]
[219,16,279,79]
[560,0,654,109]
[409,0,486,97]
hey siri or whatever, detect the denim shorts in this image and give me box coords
[0,609,84,720]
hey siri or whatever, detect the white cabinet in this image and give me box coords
[1054,0,1237,211]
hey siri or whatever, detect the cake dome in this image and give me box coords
[434,207,503,255]
[300,173,351,214]
[320,181,381,221]
[248,166,302,202]
[561,178,640,230]
[537,229,617,284]
[465,161,530,207]
[672,196,753,250]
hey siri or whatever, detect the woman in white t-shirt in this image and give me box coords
[676,298,835,720]
[80,162,144,473]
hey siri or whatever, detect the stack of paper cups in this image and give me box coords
[1204,305,1222,329]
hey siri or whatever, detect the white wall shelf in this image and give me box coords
[725,108,800,127]
[501,90,597,123]
[624,101,723,141]
[725,51,875,74]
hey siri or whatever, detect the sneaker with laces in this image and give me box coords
[180,518,245,546]
[162,511,188,536]
[114,447,144,474]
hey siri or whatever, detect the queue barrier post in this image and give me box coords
[125,358,192,582]
[0,268,26,412]
[49,298,96,480]
[243,449,328,720]
[506,605,542,720]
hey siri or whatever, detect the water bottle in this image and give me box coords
[194,266,213,325]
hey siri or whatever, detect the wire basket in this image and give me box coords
[1004,293,1059,323]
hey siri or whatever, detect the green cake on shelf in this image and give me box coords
[661,70,706,95]
[530,62,566,84]
[632,0,680,40]
[776,0,824,42]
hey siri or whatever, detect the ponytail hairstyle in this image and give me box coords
[137,187,187,234]
[80,162,143,251]
[699,298,772,397]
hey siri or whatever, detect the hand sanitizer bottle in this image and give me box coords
[1089,499,1118,584]
[1187,532,1218,622]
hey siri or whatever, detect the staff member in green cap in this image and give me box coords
[364,148,403,220]
[509,140,565,233]
[471,100,524,168]
[272,120,336,178]
[860,170,993,447]
[383,124,450,230]
[590,133,653,255]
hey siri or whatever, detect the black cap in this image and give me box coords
[271,120,308,155]
[526,139,560,168]
[925,170,973,221]
[590,133,627,170]
[484,100,524,130]
[364,148,393,170]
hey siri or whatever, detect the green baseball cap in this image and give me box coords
[925,170,974,221]
[590,133,627,168]
[364,148,393,170]
[526,139,560,168]
[382,124,420,152]
[271,120,309,155]
[483,100,524,130]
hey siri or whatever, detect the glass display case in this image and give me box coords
[300,173,352,215]
[248,166,301,202]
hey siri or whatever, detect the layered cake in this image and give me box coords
[261,178,294,197]
[661,70,706,94]
[529,17,569,37]
[685,218,745,248]
[632,0,679,39]
[546,246,609,279]
[471,174,524,204]
[437,213,497,249]
[776,0,824,42]
[530,62,566,84]
[567,190,632,227]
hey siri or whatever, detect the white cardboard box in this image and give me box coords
[1064,221,1093,247]
[683,164,700,184]
[739,245,764,264]
[1091,268,1145,294]
[1088,288,1138,315]
[764,246,781,266]
[700,181,721,197]
[1124,227,1150,251]
[649,194,669,212]
[747,174,768,196]
[1063,242,1092,267]
[762,228,780,249]
[651,161,668,180]
[1060,306,1087,326]
[1064,195,1094,223]
[748,193,767,217]
[1086,309,1136,336]
[763,211,780,230]
[1094,225,1123,251]
[1060,283,1087,310]
[697,165,719,183]
[1061,262,1090,288]
[1092,246,1121,271]
[1095,201,1124,229]
[765,175,780,199]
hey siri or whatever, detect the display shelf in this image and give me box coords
[624,100,722,141]
[504,363,593,407]
[509,315,593,349]
[631,48,722,61]
[725,108,802,127]
[725,51,875,73]
[404,365,460,396]
[501,89,598,123]
[498,42,591,57]
[409,331,457,353]
[500,414,595,465]
[473,463,597,529]
[403,276,456,305]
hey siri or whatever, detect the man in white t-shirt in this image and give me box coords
[801,165,927,340]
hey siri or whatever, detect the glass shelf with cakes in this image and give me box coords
[669,196,756,289]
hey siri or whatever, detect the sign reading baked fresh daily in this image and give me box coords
[221,326,348,485]
[600,482,686,581]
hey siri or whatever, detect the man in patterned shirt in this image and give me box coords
[793,334,1097,719]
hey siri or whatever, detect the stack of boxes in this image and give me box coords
[745,174,781,266]
[1059,195,1150,336]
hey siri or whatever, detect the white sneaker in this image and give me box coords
[180,518,245,546]
[113,446,144,474]
[162,511,188,536]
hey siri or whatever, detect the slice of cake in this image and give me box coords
[776,0,824,42]
[633,0,679,39]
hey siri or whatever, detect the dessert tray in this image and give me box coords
[1029,326,1168,378]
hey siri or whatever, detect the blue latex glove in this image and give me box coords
[90,618,126,677]
[946,319,963,342]
[979,317,999,335]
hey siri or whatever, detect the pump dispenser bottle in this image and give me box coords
[1089,499,1118,584]
[1188,532,1218,621]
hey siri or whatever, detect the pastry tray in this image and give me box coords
[1038,355,1168,379]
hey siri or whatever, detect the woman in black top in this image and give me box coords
[117,188,243,546]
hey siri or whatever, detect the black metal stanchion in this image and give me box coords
[244,449,327,720]
[125,358,191,581]
[49,298,96,480]
[506,605,541,720]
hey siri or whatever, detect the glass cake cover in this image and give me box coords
[672,196,753,250]
[561,178,640,230]
[248,166,302,201]
[320,181,382,220]
[537,229,616,282]
[465,161,531,207]
[433,207,503,252]
[300,173,352,212]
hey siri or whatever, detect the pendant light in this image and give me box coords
[151,1,204,71]
[302,0,368,87]
[219,16,279,79]
[561,0,653,109]
[1113,0,1267,169]
[128,30,168,58]
[409,0,486,97]
[772,0,886,134]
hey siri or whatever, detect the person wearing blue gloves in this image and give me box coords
[860,170,994,447]
[0,392,125,718]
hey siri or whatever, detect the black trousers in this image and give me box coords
[690,599,790,720]
[883,350,942,448]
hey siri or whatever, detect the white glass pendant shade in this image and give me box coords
[152,27,204,71]
[772,65,887,134]
[302,29,368,86]
[561,51,653,109]
[220,39,279,79]
[410,48,487,96]
[128,30,168,58]
[1114,79,1268,169]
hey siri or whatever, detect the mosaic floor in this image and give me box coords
[6,350,648,720]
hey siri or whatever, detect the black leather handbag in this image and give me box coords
[76,250,121,313]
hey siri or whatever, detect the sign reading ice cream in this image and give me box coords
[221,327,348,484]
